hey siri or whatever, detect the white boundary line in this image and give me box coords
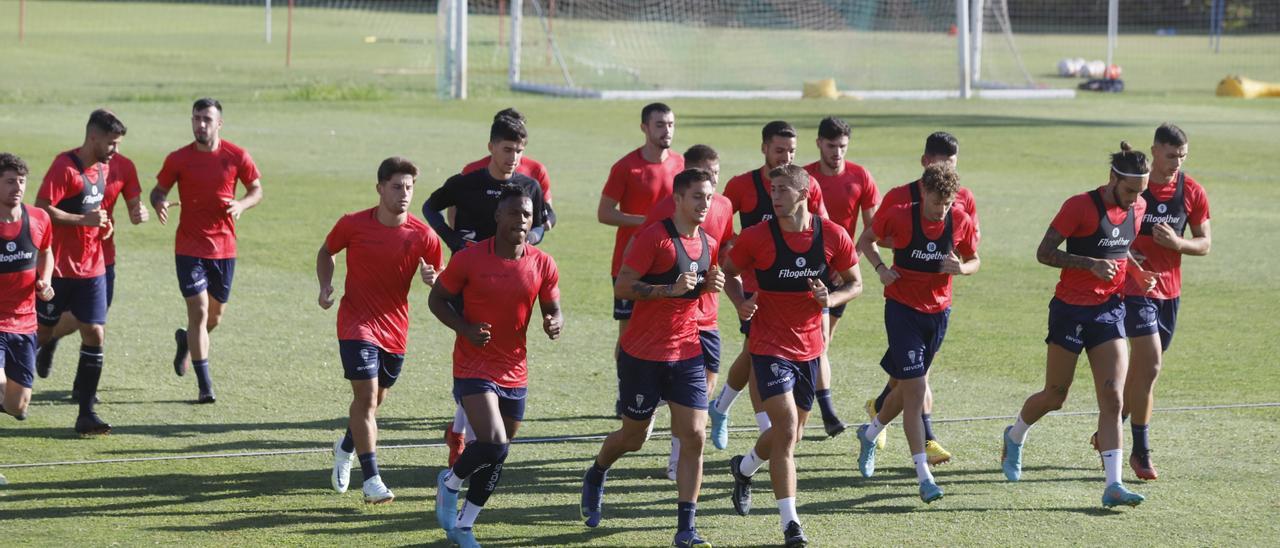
[2,402,1276,470]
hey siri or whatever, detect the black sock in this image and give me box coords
[874,382,892,413]
[586,460,609,485]
[463,443,509,507]
[357,452,379,481]
[922,413,936,442]
[193,359,213,394]
[340,428,355,453]
[1132,424,1150,455]
[816,389,840,424]
[677,501,697,531]
[77,345,104,415]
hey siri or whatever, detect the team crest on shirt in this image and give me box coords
[926,242,937,253]
[4,242,14,252]
[795,257,807,268]
[1157,204,1167,214]
[1111,228,1120,238]
[688,262,699,272]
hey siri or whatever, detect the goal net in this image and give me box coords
[505,0,1065,99]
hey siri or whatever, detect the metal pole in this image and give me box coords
[265,0,272,44]
[1106,0,1118,68]
[956,0,972,98]
[286,0,293,67]
[509,0,523,86]
[970,0,985,85]
[19,0,25,43]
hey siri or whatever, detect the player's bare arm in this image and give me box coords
[1036,227,1114,279]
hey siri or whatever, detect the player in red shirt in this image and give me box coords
[709,120,829,452]
[580,168,723,548]
[723,164,861,547]
[852,165,979,504]
[1001,142,1157,508]
[317,157,443,504]
[857,131,972,464]
[430,185,562,548]
[0,153,55,422]
[803,116,879,439]
[1119,124,1212,480]
[637,144,732,482]
[36,152,149,403]
[151,98,264,404]
[34,110,127,436]
[597,102,684,416]
[461,108,553,204]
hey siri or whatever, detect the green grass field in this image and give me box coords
[2,1,1280,546]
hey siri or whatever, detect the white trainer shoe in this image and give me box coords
[362,475,395,504]
[331,437,354,493]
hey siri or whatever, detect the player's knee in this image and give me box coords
[206,313,222,331]
[1097,392,1122,415]
[80,324,105,346]
[677,427,705,451]
[619,428,649,452]
[1042,391,1068,411]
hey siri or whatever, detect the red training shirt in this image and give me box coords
[872,203,978,314]
[804,160,879,240]
[438,239,560,388]
[0,207,52,334]
[729,217,856,361]
[37,149,107,279]
[640,193,734,331]
[601,148,684,277]
[723,167,828,292]
[155,140,262,259]
[877,179,979,231]
[1049,188,1147,306]
[462,156,553,202]
[1122,173,1210,300]
[102,154,143,266]
[325,208,443,354]
[620,221,718,362]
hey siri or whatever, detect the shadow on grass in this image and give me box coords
[677,112,1137,130]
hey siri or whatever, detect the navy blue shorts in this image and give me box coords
[617,351,708,420]
[699,329,721,374]
[752,354,820,412]
[1125,296,1179,352]
[0,331,36,389]
[879,299,950,380]
[338,340,404,388]
[105,263,116,308]
[39,275,108,326]
[738,291,755,335]
[453,377,528,422]
[612,276,634,321]
[1045,296,1127,355]
[176,255,236,303]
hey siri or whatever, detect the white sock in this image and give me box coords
[455,500,483,528]
[863,417,886,442]
[913,453,935,483]
[755,411,772,433]
[1008,414,1032,445]
[1102,449,1123,485]
[452,406,468,433]
[715,386,740,414]
[777,497,799,530]
[739,448,765,476]
[444,470,464,491]
[669,436,681,467]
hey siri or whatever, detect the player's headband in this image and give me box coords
[1111,165,1149,179]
